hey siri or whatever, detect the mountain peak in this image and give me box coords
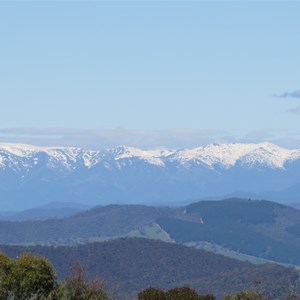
[0,141,299,169]
[1,142,300,209]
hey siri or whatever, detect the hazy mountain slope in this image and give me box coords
[0,202,90,221]
[1,142,300,209]
[0,207,83,221]
[289,202,300,210]
[0,238,298,299]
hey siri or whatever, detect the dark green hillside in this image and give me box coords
[187,198,278,223]
[0,238,298,299]
[157,199,300,264]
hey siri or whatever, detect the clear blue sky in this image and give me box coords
[1,1,300,148]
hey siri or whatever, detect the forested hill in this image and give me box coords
[3,199,300,265]
[0,238,298,299]
[157,199,300,265]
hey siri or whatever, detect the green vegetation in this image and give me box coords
[54,263,108,300]
[138,286,215,300]
[165,287,215,300]
[138,287,166,300]
[137,286,300,300]
[223,291,269,300]
[0,252,56,299]
[0,252,109,300]
[126,223,173,242]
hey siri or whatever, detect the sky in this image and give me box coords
[1,1,300,149]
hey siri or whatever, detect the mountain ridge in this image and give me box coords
[1,142,300,209]
[1,141,299,170]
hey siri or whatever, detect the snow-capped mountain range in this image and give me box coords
[1,141,300,170]
[1,142,300,210]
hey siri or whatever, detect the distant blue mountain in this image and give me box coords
[0,201,90,221]
[1,142,300,210]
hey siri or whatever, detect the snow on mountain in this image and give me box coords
[163,142,300,169]
[1,142,300,210]
[0,143,82,171]
[0,142,299,171]
[101,146,174,167]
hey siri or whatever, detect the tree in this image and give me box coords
[138,286,216,300]
[138,287,166,300]
[223,291,270,300]
[59,262,109,300]
[0,252,13,299]
[165,286,203,300]
[199,295,216,300]
[0,252,57,300]
[0,253,110,300]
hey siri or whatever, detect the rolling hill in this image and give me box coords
[157,199,300,265]
[0,204,183,245]
[2,199,300,265]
